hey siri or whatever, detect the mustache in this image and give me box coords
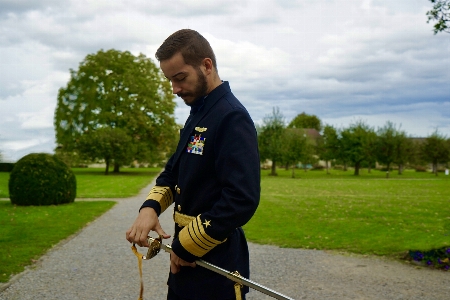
[177,93,193,98]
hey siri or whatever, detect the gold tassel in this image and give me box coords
[131,244,144,300]
[234,282,243,300]
[231,271,243,300]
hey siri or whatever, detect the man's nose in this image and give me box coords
[172,83,182,95]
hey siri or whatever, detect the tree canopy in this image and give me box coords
[339,120,374,176]
[257,107,286,176]
[287,112,322,132]
[427,0,450,34]
[54,49,177,172]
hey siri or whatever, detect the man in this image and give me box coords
[126,29,260,300]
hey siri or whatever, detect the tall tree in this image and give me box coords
[317,125,339,174]
[258,107,286,176]
[393,132,415,175]
[376,121,400,178]
[54,49,177,173]
[282,128,309,178]
[421,130,450,175]
[427,0,450,34]
[340,121,373,176]
[287,112,322,132]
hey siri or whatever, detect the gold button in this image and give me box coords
[177,205,181,211]
[177,187,181,194]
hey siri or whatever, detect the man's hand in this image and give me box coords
[126,207,170,247]
[170,251,196,274]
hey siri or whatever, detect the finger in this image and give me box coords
[125,227,135,243]
[138,230,149,247]
[154,223,171,239]
[170,257,180,274]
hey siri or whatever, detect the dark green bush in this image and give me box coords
[9,153,76,206]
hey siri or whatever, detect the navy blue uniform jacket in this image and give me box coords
[140,82,260,299]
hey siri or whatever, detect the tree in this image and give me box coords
[282,128,308,178]
[287,112,322,132]
[78,128,134,175]
[376,121,400,178]
[54,49,177,173]
[340,121,373,176]
[258,107,286,176]
[427,0,450,34]
[316,125,339,174]
[393,133,414,175]
[421,130,450,175]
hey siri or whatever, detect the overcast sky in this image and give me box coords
[0,0,449,162]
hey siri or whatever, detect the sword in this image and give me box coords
[142,236,295,300]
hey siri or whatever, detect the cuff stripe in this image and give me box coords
[179,215,225,257]
[145,186,173,213]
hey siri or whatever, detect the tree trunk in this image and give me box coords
[354,161,360,176]
[291,165,295,178]
[326,160,330,175]
[113,162,120,173]
[344,162,348,171]
[386,163,390,178]
[368,162,372,174]
[105,160,110,175]
[398,164,403,175]
[270,161,277,176]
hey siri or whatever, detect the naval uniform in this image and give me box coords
[140,82,260,300]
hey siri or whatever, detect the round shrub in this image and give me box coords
[9,153,76,206]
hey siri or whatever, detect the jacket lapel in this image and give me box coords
[172,82,230,167]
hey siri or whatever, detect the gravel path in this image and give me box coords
[1,180,448,300]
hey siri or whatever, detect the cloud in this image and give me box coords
[1,0,449,162]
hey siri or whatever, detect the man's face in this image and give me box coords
[160,52,208,106]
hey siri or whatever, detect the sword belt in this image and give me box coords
[173,211,195,227]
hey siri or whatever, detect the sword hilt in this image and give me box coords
[142,235,163,260]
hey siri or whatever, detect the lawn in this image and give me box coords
[0,167,160,283]
[244,168,450,258]
[72,167,161,198]
[0,201,116,283]
[0,167,161,198]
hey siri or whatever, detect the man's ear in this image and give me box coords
[202,58,213,75]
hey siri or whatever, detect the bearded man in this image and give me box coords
[126,29,260,300]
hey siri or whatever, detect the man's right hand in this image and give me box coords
[125,207,170,247]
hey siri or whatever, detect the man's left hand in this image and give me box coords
[170,251,196,274]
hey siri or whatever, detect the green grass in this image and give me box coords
[244,168,450,258]
[0,167,161,198]
[72,167,161,198]
[0,201,116,283]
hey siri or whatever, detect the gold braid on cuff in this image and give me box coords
[145,186,173,213]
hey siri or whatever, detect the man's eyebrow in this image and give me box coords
[170,72,186,78]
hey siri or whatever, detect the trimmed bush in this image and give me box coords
[9,153,76,206]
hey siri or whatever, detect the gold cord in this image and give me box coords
[131,244,144,300]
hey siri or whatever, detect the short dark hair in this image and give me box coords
[155,29,217,70]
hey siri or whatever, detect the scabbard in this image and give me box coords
[145,237,295,300]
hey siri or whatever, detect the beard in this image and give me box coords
[177,68,208,106]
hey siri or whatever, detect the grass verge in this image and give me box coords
[244,168,450,259]
[0,201,116,283]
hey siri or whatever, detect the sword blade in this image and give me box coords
[150,237,295,300]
